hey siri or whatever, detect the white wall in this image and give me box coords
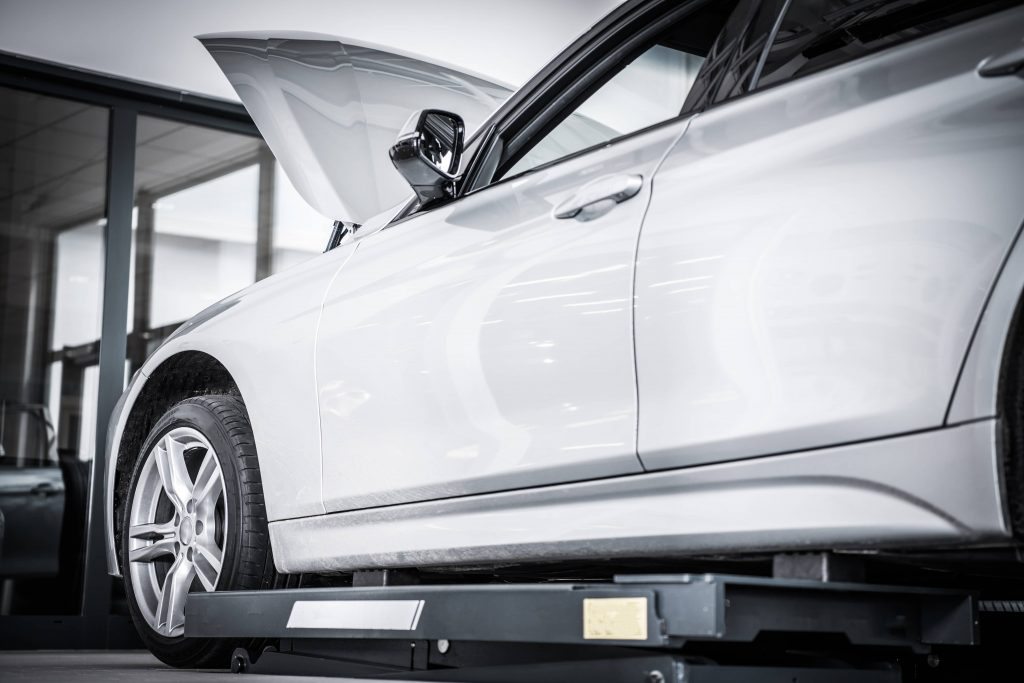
[0,0,622,100]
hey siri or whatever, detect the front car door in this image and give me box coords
[315,0,745,512]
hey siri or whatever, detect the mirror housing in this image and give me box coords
[389,109,465,205]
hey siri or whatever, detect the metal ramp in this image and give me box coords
[185,573,979,681]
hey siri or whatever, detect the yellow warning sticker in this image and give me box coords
[582,597,648,640]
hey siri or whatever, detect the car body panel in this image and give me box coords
[0,466,64,577]
[315,120,690,512]
[269,419,1008,573]
[199,32,512,224]
[634,9,1024,471]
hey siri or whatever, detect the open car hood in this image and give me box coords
[199,32,513,224]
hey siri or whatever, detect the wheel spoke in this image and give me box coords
[155,556,195,636]
[193,541,222,592]
[128,520,176,540]
[191,449,222,508]
[128,521,177,563]
[154,434,193,511]
[129,538,177,563]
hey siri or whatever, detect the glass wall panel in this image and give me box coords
[52,222,104,350]
[129,118,333,361]
[272,161,329,274]
[149,165,258,328]
[129,117,263,364]
[0,86,108,614]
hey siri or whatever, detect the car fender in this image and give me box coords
[103,240,361,576]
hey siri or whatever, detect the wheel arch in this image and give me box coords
[109,350,244,576]
[946,218,1024,538]
[947,220,1024,426]
[997,287,1024,537]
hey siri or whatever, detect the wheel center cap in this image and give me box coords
[179,517,194,545]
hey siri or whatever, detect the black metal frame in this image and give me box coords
[0,51,257,134]
[186,573,979,681]
[0,51,260,648]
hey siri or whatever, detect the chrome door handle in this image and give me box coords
[553,174,644,221]
[978,44,1024,78]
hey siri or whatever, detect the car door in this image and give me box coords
[315,122,687,512]
[313,0,741,512]
[0,467,64,577]
[0,404,64,578]
[635,0,1024,470]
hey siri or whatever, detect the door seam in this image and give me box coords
[629,113,699,473]
[312,241,362,515]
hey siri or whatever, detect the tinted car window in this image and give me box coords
[755,0,1020,90]
[682,0,789,111]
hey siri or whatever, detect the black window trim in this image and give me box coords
[748,0,793,90]
[458,0,739,197]
[0,50,258,137]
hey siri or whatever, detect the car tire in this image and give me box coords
[1005,328,1024,537]
[120,394,276,668]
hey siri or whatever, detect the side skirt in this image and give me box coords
[270,420,1009,574]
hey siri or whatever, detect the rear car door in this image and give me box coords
[315,0,745,512]
[635,0,1024,470]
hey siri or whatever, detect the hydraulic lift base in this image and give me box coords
[186,573,978,681]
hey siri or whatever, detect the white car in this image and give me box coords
[104,0,1024,667]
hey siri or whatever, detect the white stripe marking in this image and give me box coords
[286,600,425,631]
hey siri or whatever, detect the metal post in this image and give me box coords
[129,191,154,372]
[255,143,276,280]
[80,106,137,644]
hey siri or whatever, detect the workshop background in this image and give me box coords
[0,0,618,648]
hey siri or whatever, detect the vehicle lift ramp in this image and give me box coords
[186,573,979,682]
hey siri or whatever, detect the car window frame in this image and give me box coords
[463,0,741,195]
[386,0,776,228]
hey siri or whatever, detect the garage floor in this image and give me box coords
[0,651,429,683]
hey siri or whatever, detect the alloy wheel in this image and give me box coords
[127,426,227,637]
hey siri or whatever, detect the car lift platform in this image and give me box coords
[186,573,979,682]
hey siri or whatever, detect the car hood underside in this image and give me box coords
[199,31,513,224]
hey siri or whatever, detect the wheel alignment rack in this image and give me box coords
[185,573,978,682]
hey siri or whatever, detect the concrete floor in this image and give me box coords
[0,651,428,682]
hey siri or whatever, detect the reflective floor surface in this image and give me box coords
[0,651,430,683]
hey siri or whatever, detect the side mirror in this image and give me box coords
[389,109,465,205]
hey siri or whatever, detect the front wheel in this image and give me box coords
[121,395,276,668]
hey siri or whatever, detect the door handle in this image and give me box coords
[553,174,644,221]
[30,482,59,497]
[978,44,1024,78]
